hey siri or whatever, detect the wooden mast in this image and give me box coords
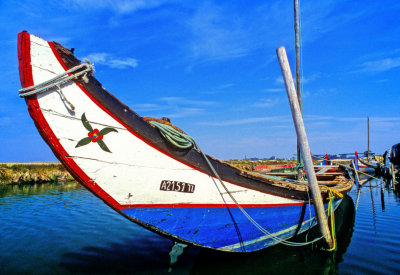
[294,0,303,179]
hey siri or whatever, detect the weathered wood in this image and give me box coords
[367,116,370,162]
[276,46,333,249]
[294,0,301,105]
[294,0,303,180]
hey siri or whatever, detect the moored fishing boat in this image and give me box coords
[379,144,400,184]
[354,152,377,174]
[17,31,355,252]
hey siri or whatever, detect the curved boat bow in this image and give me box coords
[17,31,353,252]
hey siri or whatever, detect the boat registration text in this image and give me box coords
[160,180,195,193]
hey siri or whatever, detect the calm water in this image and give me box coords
[1,180,400,274]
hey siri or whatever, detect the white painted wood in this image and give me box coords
[28,34,301,207]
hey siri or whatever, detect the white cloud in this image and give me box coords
[358,57,400,72]
[85,53,108,63]
[187,2,250,61]
[252,98,280,108]
[264,88,284,93]
[218,83,233,89]
[131,103,163,112]
[158,97,216,106]
[164,107,204,118]
[275,77,284,84]
[300,0,368,43]
[302,73,321,83]
[132,97,216,118]
[197,116,289,126]
[0,116,11,126]
[85,53,138,69]
[108,58,138,69]
[64,0,169,14]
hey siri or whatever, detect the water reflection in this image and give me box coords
[368,181,377,232]
[54,195,356,274]
[189,196,355,274]
[60,236,186,274]
[0,181,83,198]
[3,180,400,274]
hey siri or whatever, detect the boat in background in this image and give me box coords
[17,31,355,252]
[379,143,400,185]
[257,154,345,181]
[354,151,377,175]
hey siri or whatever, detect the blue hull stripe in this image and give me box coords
[121,200,341,252]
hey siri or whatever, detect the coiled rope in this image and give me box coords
[18,60,94,106]
[150,121,334,247]
[149,121,196,149]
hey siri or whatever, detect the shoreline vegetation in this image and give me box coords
[0,162,73,185]
[0,160,297,185]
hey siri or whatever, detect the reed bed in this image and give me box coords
[226,159,297,171]
[0,162,73,185]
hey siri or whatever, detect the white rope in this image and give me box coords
[18,59,94,98]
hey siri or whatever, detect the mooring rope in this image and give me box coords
[18,60,94,98]
[150,121,333,247]
[320,185,343,252]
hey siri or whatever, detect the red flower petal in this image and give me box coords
[98,135,104,140]
[88,132,94,137]
[93,129,99,134]
[92,138,97,142]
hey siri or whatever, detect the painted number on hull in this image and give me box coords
[160,180,195,193]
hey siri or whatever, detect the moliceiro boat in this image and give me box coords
[17,31,354,252]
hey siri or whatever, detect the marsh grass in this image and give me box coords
[226,159,296,171]
[0,162,73,185]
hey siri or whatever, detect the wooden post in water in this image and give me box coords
[276,46,333,249]
[367,116,370,163]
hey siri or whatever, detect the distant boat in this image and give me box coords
[379,143,400,183]
[354,152,377,174]
[17,31,356,252]
[257,154,344,181]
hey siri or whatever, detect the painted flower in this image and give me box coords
[76,113,118,153]
[88,129,103,142]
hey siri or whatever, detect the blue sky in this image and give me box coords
[1,0,399,162]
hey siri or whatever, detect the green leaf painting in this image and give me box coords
[97,139,111,153]
[99,127,118,135]
[81,113,93,132]
[76,137,92,148]
[75,112,118,153]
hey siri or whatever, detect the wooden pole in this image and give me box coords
[276,46,333,249]
[294,0,303,179]
[367,116,370,162]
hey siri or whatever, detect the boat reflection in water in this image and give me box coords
[7,181,400,274]
[188,195,356,274]
[57,192,356,274]
[1,182,355,273]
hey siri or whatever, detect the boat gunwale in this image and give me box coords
[18,31,353,205]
